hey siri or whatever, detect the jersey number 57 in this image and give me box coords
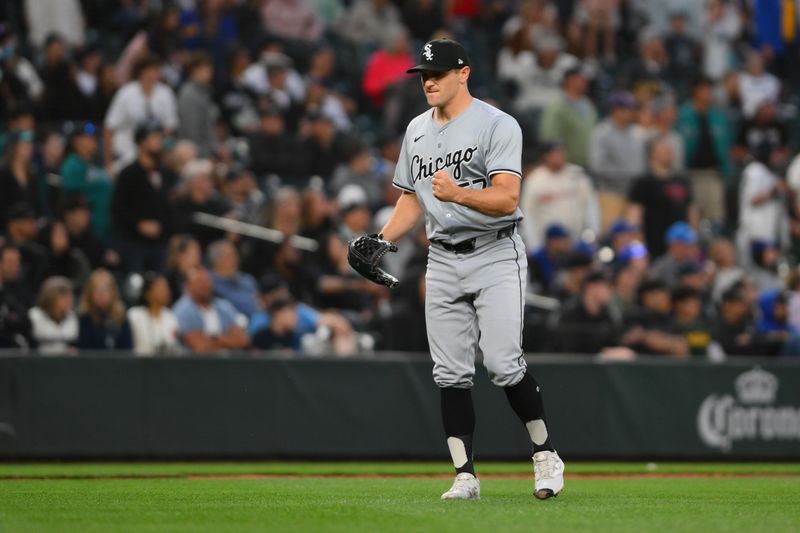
[458,177,488,189]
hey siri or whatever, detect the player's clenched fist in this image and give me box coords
[431,170,461,203]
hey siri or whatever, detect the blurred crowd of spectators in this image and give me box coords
[2,0,800,360]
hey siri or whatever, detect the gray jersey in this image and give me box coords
[393,98,524,242]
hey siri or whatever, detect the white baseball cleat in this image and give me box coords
[441,472,480,500]
[533,450,564,500]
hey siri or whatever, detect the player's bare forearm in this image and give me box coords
[380,192,423,242]
[432,171,519,217]
[454,183,519,216]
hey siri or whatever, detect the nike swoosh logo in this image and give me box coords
[414,135,425,142]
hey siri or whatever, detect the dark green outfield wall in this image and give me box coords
[1,355,799,459]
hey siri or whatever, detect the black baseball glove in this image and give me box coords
[347,234,399,288]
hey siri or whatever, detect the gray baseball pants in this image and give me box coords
[425,230,527,388]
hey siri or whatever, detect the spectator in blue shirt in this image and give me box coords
[249,274,356,354]
[529,223,571,293]
[756,288,800,356]
[208,239,259,318]
[251,298,301,351]
[173,266,249,353]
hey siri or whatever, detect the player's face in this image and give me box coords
[420,67,468,107]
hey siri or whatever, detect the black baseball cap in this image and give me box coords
[65,120,97,140]
[224,164,251,183]
[564,251,593,269]
[6,202,36,221]
[677,261,703,277]
[638,278,669,298]
[721,284,747,303]
[258,273,288,294]
[407,39,470,73]
[134,120,163,144]
[63,193,90,212]
[583,269,610,287]
[672,286,700,303]
[538,140,563,159]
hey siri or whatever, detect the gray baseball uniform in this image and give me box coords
[393,98,527,388]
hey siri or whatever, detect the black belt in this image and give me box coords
[431,223,516,254]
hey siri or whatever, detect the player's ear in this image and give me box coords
[459,66,470,84]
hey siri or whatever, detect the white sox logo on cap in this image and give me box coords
[407,39,470,73]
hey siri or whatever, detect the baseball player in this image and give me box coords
[348,39,564,500]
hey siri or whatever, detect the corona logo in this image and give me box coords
[734,366,777,404]
[697,367,800,451]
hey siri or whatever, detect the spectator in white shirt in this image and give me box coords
[261,0,324,44]
[738,52,780,119]
[0,28,44,102]
[708,237,744,303]
[240,48,306,105]
[333,0,404,47]
[737,147,790,266]
[497,26,536,105]
[28,276,78,355]
[23,0,85,48]
[520,141,599,252]
[75,47,101,98]
[498,33,578,115]
[702,0,741,81]
[128,272,180,356]
[103,54,179,172]
[785,151,800,236]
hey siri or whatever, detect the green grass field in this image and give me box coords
[1,462,799,532]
